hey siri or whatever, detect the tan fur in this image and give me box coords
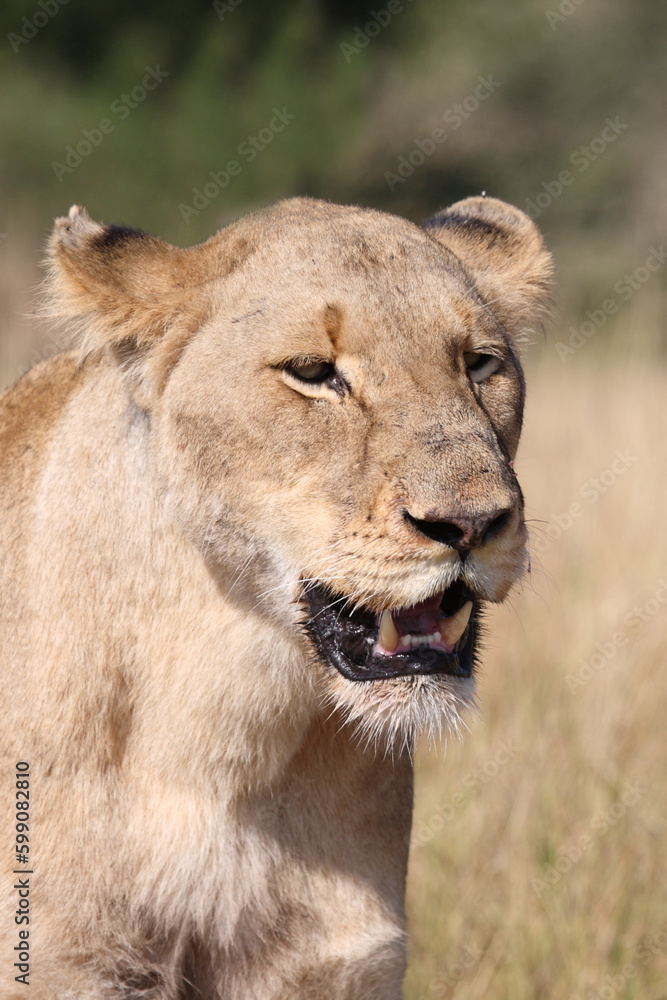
[0,197,551,998]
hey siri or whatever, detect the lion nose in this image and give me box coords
[404,509,512,556]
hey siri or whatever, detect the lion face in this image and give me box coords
[49,196,551,746]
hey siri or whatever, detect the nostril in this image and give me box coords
[404,508,512,552]
[482,509,511,543]
[403,512,465,547]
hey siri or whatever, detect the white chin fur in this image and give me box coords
[322,668,476,754]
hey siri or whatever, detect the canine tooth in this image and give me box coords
[434,631,441,643]
[439,601,473,647]
[379,610,399,652]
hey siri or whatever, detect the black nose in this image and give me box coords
[404,509,512,555]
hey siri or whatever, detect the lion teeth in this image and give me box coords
[400,632,439,649]
[379,610,399,652]
[439,601,473,647]
[378,603,472,655]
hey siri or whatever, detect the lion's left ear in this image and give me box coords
[46,205,210,358]
[423,196,553,340]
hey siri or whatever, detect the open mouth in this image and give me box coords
[303,581,480,682]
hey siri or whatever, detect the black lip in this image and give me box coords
[303,581,480,682]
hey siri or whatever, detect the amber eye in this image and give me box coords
[463,352,502,384]
[287,360,335,383]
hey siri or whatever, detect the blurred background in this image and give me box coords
[1,0,665,996]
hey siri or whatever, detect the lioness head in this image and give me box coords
[48,196,551,749]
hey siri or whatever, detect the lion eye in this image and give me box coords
[287,360,335,383]
[463,352,502,384]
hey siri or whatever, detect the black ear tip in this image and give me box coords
[92,225,151,251]
[422,211,446,230]
[424,209,504,240]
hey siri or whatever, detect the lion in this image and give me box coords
[0,195,551,999]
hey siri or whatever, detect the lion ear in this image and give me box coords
[423,196,553,340]
[46,205,208,358]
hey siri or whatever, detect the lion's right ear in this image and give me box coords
[46,205,210,360]
[423,196,553,341]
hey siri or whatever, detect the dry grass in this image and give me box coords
[405,358,667,1000]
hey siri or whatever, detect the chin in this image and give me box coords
[322,669,477,754]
